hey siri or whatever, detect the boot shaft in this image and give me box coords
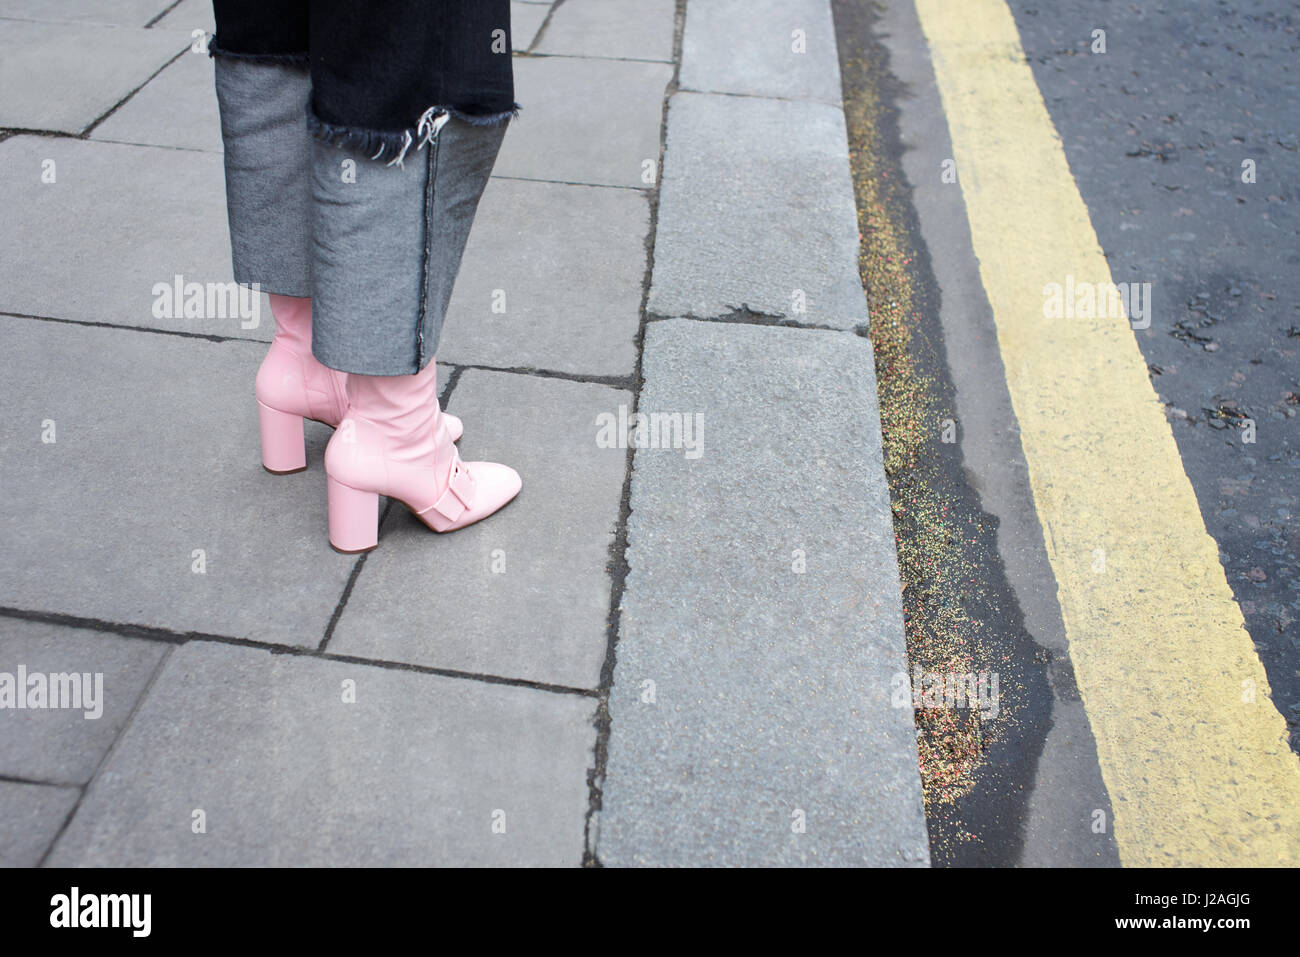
[342,362,447,464]
[267,293,313,356]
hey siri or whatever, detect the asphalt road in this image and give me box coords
[835,0,1298,865]
[1007,0,1300,753]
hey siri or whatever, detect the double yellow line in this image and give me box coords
[914,0,1300,865]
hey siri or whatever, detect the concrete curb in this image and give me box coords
[596,0,929,865]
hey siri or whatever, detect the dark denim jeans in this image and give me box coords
[210,1,515,374]
[212,0,517,149]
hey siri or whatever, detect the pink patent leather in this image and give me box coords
[323,360,520,550]
[254,295,463,475]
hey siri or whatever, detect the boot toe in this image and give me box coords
[467,461,522,508]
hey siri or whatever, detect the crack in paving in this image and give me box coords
[648,307,853,334]
[580,0,687,870]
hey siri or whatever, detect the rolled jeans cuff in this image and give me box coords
[309,116,507,376]
[213,56,313,298]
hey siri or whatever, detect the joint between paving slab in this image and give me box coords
[490,173,650,193]
[317,500,392,653]
[0,128,67,142]
[143,0,186,29]
[522,0,566,54]
[0,771,80,790]
[317,650,600,698]
[515,0,673,65]
[1,310,248,344]
[517,51,675,66]
[0,605,600,698]
[3,310,647,388]
[0,605,243,647]
[439,360,635,392]
[81,45,189,138]
[0,129,214,150]
[0,315,660,387]
[0,15,153,27]
[675,86,844,109]
[580,0,687,870]
[647,309,871,338]
[438,363,469,407]
[37,643,174,866]
[72,138,219,155]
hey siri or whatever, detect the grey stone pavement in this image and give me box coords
[0,0,928,866]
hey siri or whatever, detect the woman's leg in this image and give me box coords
[210,0,349,475]
[209,0,468,474]
[305,1,521,550]
[210,0,312,299]
[306,0,517,374]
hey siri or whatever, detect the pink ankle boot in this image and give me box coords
[255,294,461,473]
[255,295,348,473]
[323,361,521,553]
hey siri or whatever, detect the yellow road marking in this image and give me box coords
[914,0,1300,865]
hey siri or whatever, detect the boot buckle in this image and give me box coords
[425,455,476,522]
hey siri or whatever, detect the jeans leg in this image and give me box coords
[308,0,518,161]
[310,116,507,375]
[210,0,308,62]
[305,1,514,375]
[210,0,312,297]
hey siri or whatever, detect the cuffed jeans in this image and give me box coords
[211,1,516,374]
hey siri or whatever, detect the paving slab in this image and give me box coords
[597,318,929,866]
[0,19,186,132]
[534,0,675,62]
[92,45,221,152]
[329,370,629,691]
[47,642,597,865]
[0,136,264,340]
[679,0,843,104]
[511,0,550,50]
[150,0,213,33]
[0,780,79,867]
[0,318,360,647]
[0,620,169,784]
[0,0,170,26]
[497,55,671,189]
[647,92,868,328]
[439,178,648,377]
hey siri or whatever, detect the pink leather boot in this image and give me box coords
[255,294,461,473]
[323,361,521,553]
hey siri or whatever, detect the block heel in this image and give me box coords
[327,476,380,554]
[258,401,307,474]
[322,361,520,552]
